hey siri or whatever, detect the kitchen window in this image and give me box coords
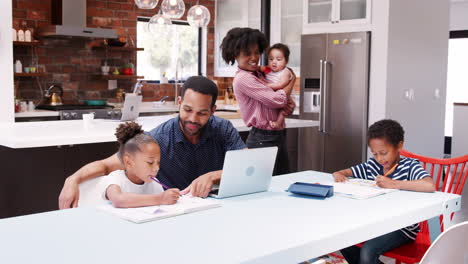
[137,18,201,82]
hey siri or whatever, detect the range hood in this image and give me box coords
[37,0,117,38]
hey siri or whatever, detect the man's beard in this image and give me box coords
[179,118,203,136]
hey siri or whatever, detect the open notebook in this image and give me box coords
[332,178,398,199]
[98,195,221,223]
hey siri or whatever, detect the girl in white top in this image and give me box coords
[263,43,293,129]
[103,122,180,208]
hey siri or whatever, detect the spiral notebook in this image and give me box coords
[98,195,221,223]
[332,179,398,199]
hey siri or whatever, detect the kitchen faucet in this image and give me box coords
[174,58,184,106]
[133,80,145,95]
[159,96,170,103]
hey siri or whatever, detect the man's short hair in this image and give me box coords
[181,76,218,107]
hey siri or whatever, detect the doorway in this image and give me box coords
[445,30,468,156]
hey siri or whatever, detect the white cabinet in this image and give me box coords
[303,0,371,34]
[214,0,261,77]
[270,0,302,74]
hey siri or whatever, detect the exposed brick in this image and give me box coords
[88,7,114,17]
[108,3,121,10]
[122,20,135,27]
[92,17,111,27]
[52,74,70,82]
[13,10,27,19]
[27,10,47,20]
[120,3,134,11]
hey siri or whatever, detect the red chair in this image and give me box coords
[375,149,468,264]
[330,150,468,263]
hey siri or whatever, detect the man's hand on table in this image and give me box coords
[181,171,221,198]
[58,177,80,209]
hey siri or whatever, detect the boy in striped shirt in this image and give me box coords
[333,119,435,264]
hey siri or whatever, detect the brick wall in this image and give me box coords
[12,0,216,104]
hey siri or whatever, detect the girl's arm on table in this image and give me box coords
[106,185,180,208]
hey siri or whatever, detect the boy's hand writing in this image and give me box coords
[375,176,398,189]
[333,172,348,182]
[160,188,180,205]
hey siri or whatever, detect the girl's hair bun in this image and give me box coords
[115,122,144,145]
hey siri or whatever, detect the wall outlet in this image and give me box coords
[404,89,415,101]
[434,88,441,99]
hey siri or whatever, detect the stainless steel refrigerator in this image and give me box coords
[298,32,370,173]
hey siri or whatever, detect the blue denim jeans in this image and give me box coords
[340,230,413,264]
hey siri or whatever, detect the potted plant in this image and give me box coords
[161,71,168,83]
[122,63,134,75]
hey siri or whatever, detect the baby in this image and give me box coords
[263,43,293,129]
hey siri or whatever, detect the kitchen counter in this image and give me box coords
[15,102,300,119]
[0,115,318,149]
[14,102,239,118]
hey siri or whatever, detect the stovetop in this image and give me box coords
[36,104,114,111]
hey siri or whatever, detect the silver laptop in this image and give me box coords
[210,147,278,198]
[119,93,142,121]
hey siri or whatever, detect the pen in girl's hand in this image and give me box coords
[151,176,170,189]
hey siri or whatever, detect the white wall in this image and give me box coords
[386,0,449,158]
[0,0,14,123]
[368,0,390,126]
[450,1,468,30]
[369,0,450,158]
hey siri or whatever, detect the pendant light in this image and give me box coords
[134,0,158,9]
[187,2,210,27]
[161,0,185,19]
[147,10,172,35]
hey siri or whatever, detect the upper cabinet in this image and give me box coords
[214,0,261,77]
[270,0,303,74]
[303,0,371,34]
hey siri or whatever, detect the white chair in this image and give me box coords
[419,221,468,264]
[77,176,110,207]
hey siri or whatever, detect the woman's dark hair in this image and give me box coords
[181,76,218,107]
[268,43,290,63]
[220,27,269,65]
[115,122,157,161]
[368,119,405,147]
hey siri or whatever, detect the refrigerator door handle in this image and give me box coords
[322,60,330,134]
[319,59,324,133]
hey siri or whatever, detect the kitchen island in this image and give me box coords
[0,115,317,218]
[0,115,315,148]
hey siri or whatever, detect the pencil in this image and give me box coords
[151,176,170,189]
[383,163,398,177]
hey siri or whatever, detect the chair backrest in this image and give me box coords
[400,150,468,245]
[419,221,468,264]
[78,176,110,207]
[400,149,468,195]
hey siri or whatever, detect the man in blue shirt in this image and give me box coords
[59,76,246,209]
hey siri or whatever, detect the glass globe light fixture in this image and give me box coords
[187,4,210,27]
[134,0,158,9]
[161,0,185,19]
[147,11,172,35]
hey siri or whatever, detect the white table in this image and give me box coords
[0,171,460,264]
